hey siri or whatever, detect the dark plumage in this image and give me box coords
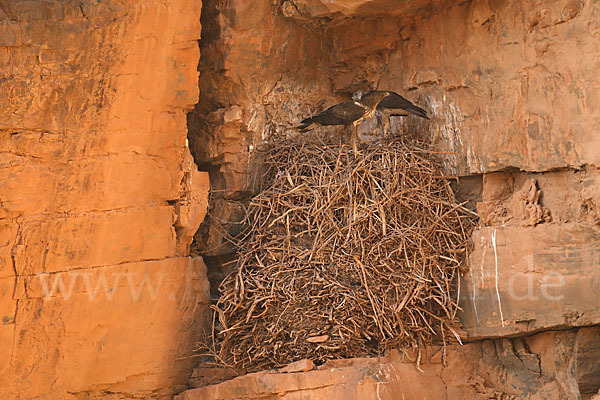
[361,90,429,120]
[360,90,429,136]
[297,101,369,129]
[297,91,390,152]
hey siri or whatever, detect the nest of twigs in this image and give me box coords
[209,135,476,371]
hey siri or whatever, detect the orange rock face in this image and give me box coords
[378,0,597,174]
[281,0,437,20]
[185,0,600,398]
[179,329,600,399]
[4,0,600,398]
[177,352,450,400]
[0,0,208,398]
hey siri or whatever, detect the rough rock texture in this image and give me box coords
[186,0,600,398]
[188,0,334,261]
[0,1,208,398]
[178,351,451,400]
[179,327,600,399]
[459,223,600,338]
[191,0,600,246]
[459,169,600,339]
[190,0,600,331]
[343,0,600,174]
[3,0,599,397]
[280,0,438,20]
[299,0,600,175]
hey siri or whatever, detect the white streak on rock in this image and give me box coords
[492,227,505,327]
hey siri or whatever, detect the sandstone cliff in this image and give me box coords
[1,1,208,398]
[186,0,600,398]
[3,0,600,398]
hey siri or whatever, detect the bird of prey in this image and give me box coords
[360,90,429,135]
[297,91,390,152]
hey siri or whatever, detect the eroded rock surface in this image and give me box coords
[3,0,600,397]
[186,0,600,398]
[455,167,600,339]
[179,328,600,399]
[459,223,600,338]
[0,1,208,398]
[281,0,438,20]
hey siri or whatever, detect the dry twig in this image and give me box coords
[207,134,476,371]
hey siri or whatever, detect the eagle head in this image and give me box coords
[360,91,391,109]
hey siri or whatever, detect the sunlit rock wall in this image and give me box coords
[0,1,208,398]
[185,0,600,398]
[181,327,600,399]
[190,0,600,340]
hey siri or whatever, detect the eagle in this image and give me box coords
[360,90,429,135]
[297,91,390,152]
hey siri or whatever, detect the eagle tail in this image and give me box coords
[297,117,315,130]
[407,105,430,120]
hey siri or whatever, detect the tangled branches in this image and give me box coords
[211,136,476,371]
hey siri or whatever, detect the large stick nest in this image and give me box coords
[211,135,476,371]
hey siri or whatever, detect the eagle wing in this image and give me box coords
[311,101,367,125]
[378,92,429,119]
